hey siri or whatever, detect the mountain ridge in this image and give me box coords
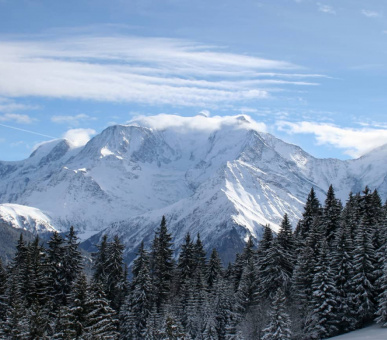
[0,114,386,263]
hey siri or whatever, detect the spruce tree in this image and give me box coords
[294,187,321,242]
[68,272,89,338]
[331,218,356,333]
[151,216,174,311]
[84,281,119,339]
[375,242,387,327]
[93,234,109,286]
[207,248,223,289]
[63,226,83,303]
[105,235,125,311]
[322,185,342,246]
[351,187,378,327]
[47,231,66,309]
[262,288,292,340]
[304,240,338,339]
[121,241,152,339]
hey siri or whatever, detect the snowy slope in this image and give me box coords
[0,114,386,262]
[327,324,387,339]
[0,203,58,234]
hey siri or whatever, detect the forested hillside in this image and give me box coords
[0,186,386,339]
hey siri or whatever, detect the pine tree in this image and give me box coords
[291,245,315,329]
[28,236,49,308]
[121,241,152,339]
[262,288,292,340]
[178,233,195,285]
[322,185,342,246]
[193,233,207,276]
[375,242,387,327]
[151,216,174,311]
[259,217,294,299]
[294,187,321,242]
[331,217,356,333]
[105,235,125,311]
[84,281,119,339]
[351,187,378,327]
[207,248,223,289]
[68,272,89,338]
[53,306,76,340]
[28,300,49,339]
[47,231,66,309]
[304,240,338,339]
[1,270,29,339]
[93,234,109,286]
[62,226,83,304]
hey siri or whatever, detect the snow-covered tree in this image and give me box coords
[262,288,291,340]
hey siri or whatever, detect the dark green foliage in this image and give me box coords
[0,185,386,339]
[151,216,174,311]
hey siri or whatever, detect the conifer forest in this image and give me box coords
[1,185,387,340]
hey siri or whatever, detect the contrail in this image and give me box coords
[0,123,57,139]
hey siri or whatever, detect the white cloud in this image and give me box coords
[0,98,37,112]
[129,114,267,134]
[63,128,96,147]
[277,121,387,158]
[51,114,96,126]
[317,3,336,15]
[0,35,322,108]
[0,113,34,124]
[361,10,382,18]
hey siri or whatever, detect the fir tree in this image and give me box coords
[322,185,342,246]
[68,272,89,338]
[105,235,125,311]
[178,233,195,285]
[84,281,119,339]
[331,217,356,333]
[351,187,378,327]
[62,226,83,303]
[262,288,292,340]
[207,248,223,289]
[304,240,338,339]
[294,187,321,242]
[121,241,152,339]
[375,242,387,327]
[193,233,207,275]
[46,231,66,309]
[93,234,109,286]
[151,216,174,311]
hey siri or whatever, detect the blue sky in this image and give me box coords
[0,0,386,161]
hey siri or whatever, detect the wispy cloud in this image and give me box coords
[317,3,336,15]
[276,120,387,158]
[0,35,323,108]
[0,97,38,113]
[361,9,382,18]
[51,114,97,126]
[0,113,35,124]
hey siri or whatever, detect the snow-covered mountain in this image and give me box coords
[0,114,386,263]
[0,203,57,235]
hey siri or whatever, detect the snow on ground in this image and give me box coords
[327,325,387,340]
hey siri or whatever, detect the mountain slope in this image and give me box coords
[0,114,386,263]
